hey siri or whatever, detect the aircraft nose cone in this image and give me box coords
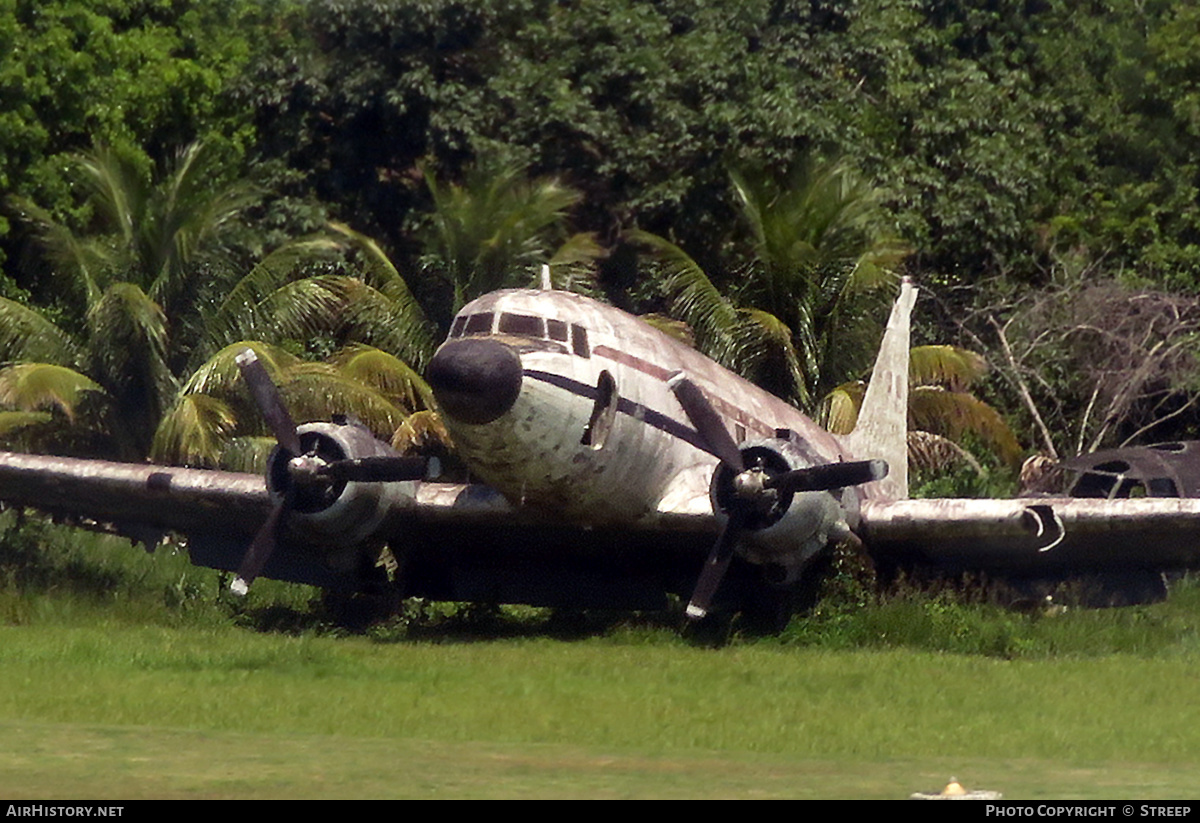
[427,338,523,425]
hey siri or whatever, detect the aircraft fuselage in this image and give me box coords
[427,289,856,537]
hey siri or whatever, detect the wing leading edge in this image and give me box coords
[0,450,269,538]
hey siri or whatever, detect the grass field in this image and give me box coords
[1,514,1199,799]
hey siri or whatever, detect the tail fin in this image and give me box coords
[844,277,916,501]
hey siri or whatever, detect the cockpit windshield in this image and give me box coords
[448,311,590,357]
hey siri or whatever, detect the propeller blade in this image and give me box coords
[236,348,302,456]
[320,455,441,483]
[668,372,744,471]
[685,513,745,621]
[764,459,888,494]
[230,489,293,596]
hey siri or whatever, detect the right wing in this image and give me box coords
[0,450,269,540]
[859,497,1200,572]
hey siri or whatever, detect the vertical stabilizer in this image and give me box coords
[845,277,917,500]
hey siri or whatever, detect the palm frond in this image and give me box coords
[0,363,103,421]
[629,229,741,366]
[154,162,259,303]
[76,144,146,254]
[325,222,437,361]
[789,298,821,396]
[908,429,985,476]
[734,308,809,406]
[331,345,435,414]
[846,238,908,297]
[279,363,407,439]
[391,409,454,453]
[639,314,696,347]
[7,196,107,307]
[729,157,908,320]
[85,283,172,405]
[909,386,1023,468]
[420,157,581,307]
[150,392,238,467]
[0,298,78,365]
[208,236,348,345]
[217,435,278,474]
[327,276,438,370]
[264,275,355,341]
[909,345,988,391]
[817,380,866,435]
[546,232,605,294]
[0,410,55,437]
[180,341,300,397]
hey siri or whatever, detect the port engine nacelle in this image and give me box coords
[265,418,417,548]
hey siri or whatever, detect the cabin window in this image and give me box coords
[547,319,569,342]
[450,315,467,338]
[498,312,545,338]
[581,370,618,450]
[571,324,590,358]
[1148,478,1180,496]
[464,312,494,335]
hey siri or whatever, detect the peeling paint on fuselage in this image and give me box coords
[435,289,852,527]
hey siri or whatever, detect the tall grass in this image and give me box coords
[4,509,1200,662]
[0,510,319,630]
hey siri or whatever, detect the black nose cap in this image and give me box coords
[427,338,523,425]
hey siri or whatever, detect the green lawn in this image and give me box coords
[1,622,1199,798]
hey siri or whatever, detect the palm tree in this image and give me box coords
[415,155,596,315]
[147,151,593,470]
[820,345,1024,474]
[150,340,434,470]
[150,219,445,469]
[5,143,604,467]
[4,143,441,467]
[3,142,258,459]
[635,155,909,407]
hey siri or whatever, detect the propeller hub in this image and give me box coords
[267,429,346,514]
[713,446,795,531]
[287,452,331,486]
[732,466,769,498]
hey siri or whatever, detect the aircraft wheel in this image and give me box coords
[737,586,795,635]
[682,609,734,647]
[322,586,401,631]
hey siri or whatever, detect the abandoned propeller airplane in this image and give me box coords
[2,277,1200,626]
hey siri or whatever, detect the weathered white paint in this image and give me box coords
[438,289,854,532]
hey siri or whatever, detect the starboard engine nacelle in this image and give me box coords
[264,418,418,548]
[708,433,870,582]
[668,371,886,620]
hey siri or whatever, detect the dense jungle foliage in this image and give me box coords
[3,0,1200,470]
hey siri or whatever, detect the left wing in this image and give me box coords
[859,497,1200,572]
